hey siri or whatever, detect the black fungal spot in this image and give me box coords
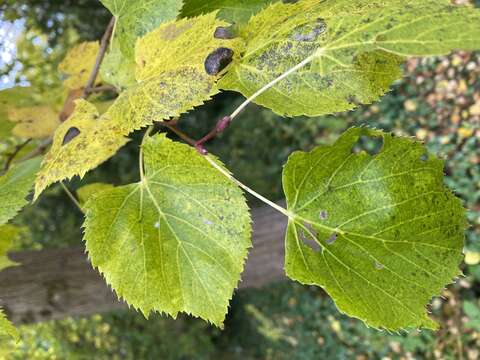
[62,127,81,145]
[319,210,328,220]
[326,233,337,245]
[291,18,327,42]
[214,26,235,39]
[351,135,384,156]
[204,47,234,76]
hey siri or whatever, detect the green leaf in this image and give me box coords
[100,0,184,60]
[0,308,19,345]
[77,183,114,206]
[34,100,128,198]
[282,127,466,330]
[220,0,480,116]
[0,157,42,225]
[100,38,137,90]
[103,13,243,133]
[181,0,274,25]
[84,134,251,326]
[0,225,20,271]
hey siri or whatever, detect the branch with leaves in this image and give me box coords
[0,0,479,345]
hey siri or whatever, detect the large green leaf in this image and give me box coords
[282,128,466,330]
[0,157,42,225]
[100,0,183,89]
[84,134,251,325]
[221,0,480,116]
[181,0,273,24]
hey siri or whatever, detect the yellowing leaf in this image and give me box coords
[84,134,251,325]
[103,13,243,133]
[59,41,101,90]
[0,225,20,271]
[0,157,41,225]
[221,0,480,116]
[282,128,466,330]
[34,100,128,198]
[7,106,60,139]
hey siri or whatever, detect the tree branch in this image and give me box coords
[3,139,32,172]
[81,17,116,99]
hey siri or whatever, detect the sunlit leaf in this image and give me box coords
[84,134,251,325]
[221,0,480,116]
[34,100,128,198]
[58,41,101,90]
[0,224,20,270]
[282,127,466,330]
[7,106,60,139]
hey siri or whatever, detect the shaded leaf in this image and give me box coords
[7,106,60,139]
[77,183,114,206]
[282,127,466,330]
[100,38,137,89]
[84,134,251,325]
[34,100,128,198]
[220,0,480,116]
[0,157,42,225]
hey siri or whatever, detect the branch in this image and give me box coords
[3,139,32,172]
[81,17,116,99]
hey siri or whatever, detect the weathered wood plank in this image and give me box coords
[0,203,287,324]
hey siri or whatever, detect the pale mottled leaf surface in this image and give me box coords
[8,106,60,139]
[221,0,480,116]
[283,127,466,330]
[181,0,273,24]
[100,0,183,60]
[103,13,243,133]
[0,157,41,225]
[100,38,137,89]
[34,100,128,198]
[58,42,101,90]
[84,134,251,325]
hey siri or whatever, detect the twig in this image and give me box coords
[89,85,117,94]
[156,121,197,147]
[3,139,32,172]
[81,17,116,99]
[195,116,231,154]
[18,139,52,162]
[60,182,84,213]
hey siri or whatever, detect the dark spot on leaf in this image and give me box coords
[326,233,337,245]
[62,127,81,145]
[214,26,234,39]
[420,153,429,162]
[319,210,328,220]
[204,47,234,76]
[291,18,327,42]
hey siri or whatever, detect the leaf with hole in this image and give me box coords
[282,127,466,330]
[220,0,480,116]
[84,134,251,325]
[34,100,128,198]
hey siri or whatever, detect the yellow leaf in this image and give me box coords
[34,100,128,198]
[7,106,60,139]
[58,42,101,90]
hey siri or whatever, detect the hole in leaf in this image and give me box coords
[351,135,384,156]
[62,127,81,145]
[204,48,234,75]
[154,222,160,229]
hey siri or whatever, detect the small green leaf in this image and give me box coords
[34,100,128,198]
[84,134,251,325]
[0,225,21,271]
[0,157,42,225]
[221,0,480,116]
[100,38,137,90]
[0,308,19,345]
[282,127,466,330]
